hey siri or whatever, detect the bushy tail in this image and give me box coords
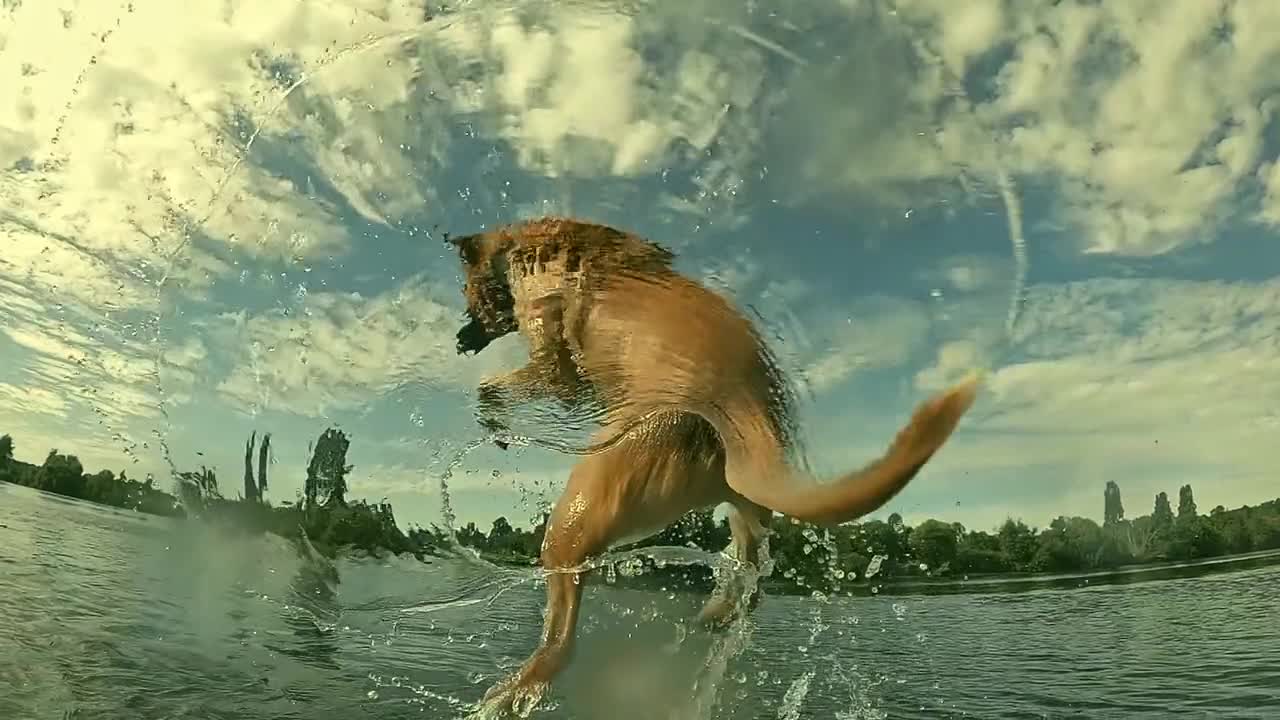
[714,374,981,527]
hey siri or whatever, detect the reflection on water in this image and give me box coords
[5,0,1280,530]
[4,484,1280,719]
[4,0,1280,717]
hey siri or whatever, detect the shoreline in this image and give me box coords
[797,547,1280,598]
[7,480,1280,596]
[482,546,1280,598]
[337,541,1280,594]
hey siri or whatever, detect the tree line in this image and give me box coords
[4,431,1279,594]
[415,480,1280,594]
[0,429,423,560]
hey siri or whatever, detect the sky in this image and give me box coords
[2,0,1280,536]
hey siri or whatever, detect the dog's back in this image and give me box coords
[455,216,977,528]
[493,218,801,456]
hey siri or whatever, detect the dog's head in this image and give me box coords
[449,231,517,355]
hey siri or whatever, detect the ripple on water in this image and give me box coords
[3,484,1279,718]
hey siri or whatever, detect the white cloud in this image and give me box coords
[792,274,1280,531]
[914,253,1011,295]
[981,0,1280,255]
[771,0,1280,256]
[1261,159,1280,226]
[458,7,763,179]
[909,253,1020,391]
[0,293,176,426]
[208,274,523,418]
[0,419,136,475]
[900,276,1280,525]
[913,339,985,392]
[0,382,69,418]
[803,295,933,393]
[427,3,772,229]
[2,0,1279,538]
[0,0,440,315]
[2,0,1274,334]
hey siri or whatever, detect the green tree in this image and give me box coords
[257,432,272,497]
[524,512,550,558]
[767,517,840,590]
[455,521,486,548]
[1210,511,1252,554]
[306,428,352,508]
[954,529,1010,574]
[1167,516,1224,560]
[1153,491,1174,531]
[1178,484,1197,521]
[1104,481,1124,527]
[176,466,220,510]
[1248,513,1280,550]
[0,433,13,482]
[908,519,959,572]
[1032,516,1104,572]
[647,508,731,552]
[485,516,522,555]
[857,519,908,564]
[84,470,122,506]
[36,450,86,497]
[1122,516,1159,562]
[243,431,259,502]
[997,519,1038,571]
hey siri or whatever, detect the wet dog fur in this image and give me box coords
[448,216,979,714]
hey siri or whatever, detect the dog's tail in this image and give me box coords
[709,374,981,527]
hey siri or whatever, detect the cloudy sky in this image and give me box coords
[2,0,1279,535]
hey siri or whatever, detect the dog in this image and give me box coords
[448,216,979,714]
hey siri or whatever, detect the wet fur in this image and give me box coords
[449,216,979,714]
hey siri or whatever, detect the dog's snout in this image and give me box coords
[456,318,491,355]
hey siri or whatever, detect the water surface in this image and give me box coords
[4,483,1277,720]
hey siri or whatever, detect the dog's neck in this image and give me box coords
[503,248,584,305]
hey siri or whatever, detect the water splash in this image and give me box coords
[777,670,815,720]
[864,554,886,580]
[996,168,1029,339]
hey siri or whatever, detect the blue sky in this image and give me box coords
[3,0,1280,535]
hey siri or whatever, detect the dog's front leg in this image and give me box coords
[473,358,566,450]
[474,374,519,449]
[478,455,620,715]
[474,295,585,449]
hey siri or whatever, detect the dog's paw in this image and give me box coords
[695,596,739,631]
[476,675,548,719]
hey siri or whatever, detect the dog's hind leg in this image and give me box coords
[696,500,772,629]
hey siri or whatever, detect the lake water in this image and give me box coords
[3,481,1278,720]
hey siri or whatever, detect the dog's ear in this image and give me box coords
[446,232,485,267]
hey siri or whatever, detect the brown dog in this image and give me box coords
[448,217,979,714]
